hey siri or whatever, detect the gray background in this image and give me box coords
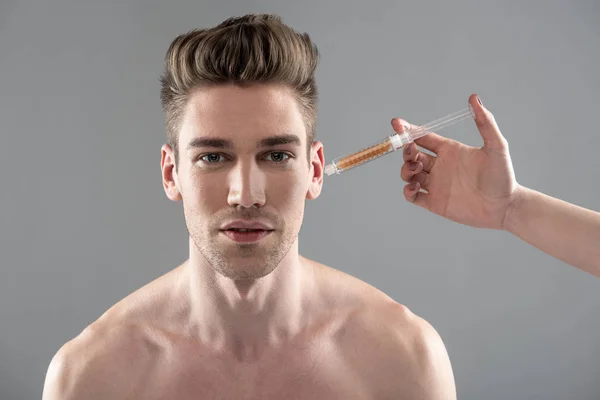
[1,0,599,399]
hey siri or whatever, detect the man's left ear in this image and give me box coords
[306,141,324,200]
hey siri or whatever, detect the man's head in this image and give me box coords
[159,14,325,281]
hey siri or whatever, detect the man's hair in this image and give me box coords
[159,13,320,168]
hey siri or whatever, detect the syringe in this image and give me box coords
[324,104,476,176]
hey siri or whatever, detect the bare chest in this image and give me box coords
[129,341,379,400]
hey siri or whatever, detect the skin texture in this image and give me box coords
[398,94,600,278]
[42,83,457,400]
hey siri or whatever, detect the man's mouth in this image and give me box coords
[222,228,272,243]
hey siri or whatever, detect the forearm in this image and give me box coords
[504,186,600,277]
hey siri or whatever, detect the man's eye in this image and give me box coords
[264,152,291,163]
[200,153,225,163]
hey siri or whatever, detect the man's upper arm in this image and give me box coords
[42,341,115,400]
[388,304,457,400]
[407,315,457,399]
[42,341,91,400]
[42,326,132,400]
[42,343,82,400]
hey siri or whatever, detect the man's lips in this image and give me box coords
[219,220,275,243]
[220,220,274,231]
[221,229,272,243]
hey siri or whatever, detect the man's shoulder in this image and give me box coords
[313,262,456,399]
[337,291,440,358]
[340,298,456,398]
[42,318,152,399]
[41,266,183,400]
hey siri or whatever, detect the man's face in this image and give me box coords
[161,83,324,280]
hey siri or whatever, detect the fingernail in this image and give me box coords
[410,182,419,191]
[477,95,483,106]
[409,162,417,171]
[404,145,411,155]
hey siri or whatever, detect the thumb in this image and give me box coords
[469,94,507,150]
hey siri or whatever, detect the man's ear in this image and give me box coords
[161,144,182,201]
[306,141,324,200]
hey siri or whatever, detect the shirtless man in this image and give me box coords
[42,14,456,399]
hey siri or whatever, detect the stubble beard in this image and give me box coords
[187,217,299,281]
[197,234,294,280]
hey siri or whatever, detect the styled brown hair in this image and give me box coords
[159,13,320,168]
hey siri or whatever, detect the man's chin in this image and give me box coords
[214,261,277,281]
[211,248,278,275]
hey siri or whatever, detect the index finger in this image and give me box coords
[391,118,448,153]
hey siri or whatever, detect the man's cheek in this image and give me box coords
[279,188,306,211]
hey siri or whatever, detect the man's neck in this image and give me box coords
[184,238,316,359]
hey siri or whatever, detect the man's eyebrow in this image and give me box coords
[186,137,233,150]
[259,134,302,148]
[186,134,301,150]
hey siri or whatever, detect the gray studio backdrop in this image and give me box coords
[2,0,599,399]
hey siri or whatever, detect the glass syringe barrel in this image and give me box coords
[323,133,405,176]
[324,105,475,176]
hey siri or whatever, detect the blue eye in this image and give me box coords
[265,152,291,163]
[200,153,224,163]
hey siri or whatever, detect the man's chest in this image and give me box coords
[131,342,379,399]
[142,368,371,400]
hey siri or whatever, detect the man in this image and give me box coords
[42,14,456,399]
[396,95,600,278]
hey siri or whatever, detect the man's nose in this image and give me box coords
[227,161,266,208]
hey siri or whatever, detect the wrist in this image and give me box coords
[502,184,531,234]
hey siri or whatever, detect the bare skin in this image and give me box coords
[42,257,454,399]
[42,84,456,399]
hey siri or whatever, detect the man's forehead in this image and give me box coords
[179,113,306,149]
[180,85,307,148]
